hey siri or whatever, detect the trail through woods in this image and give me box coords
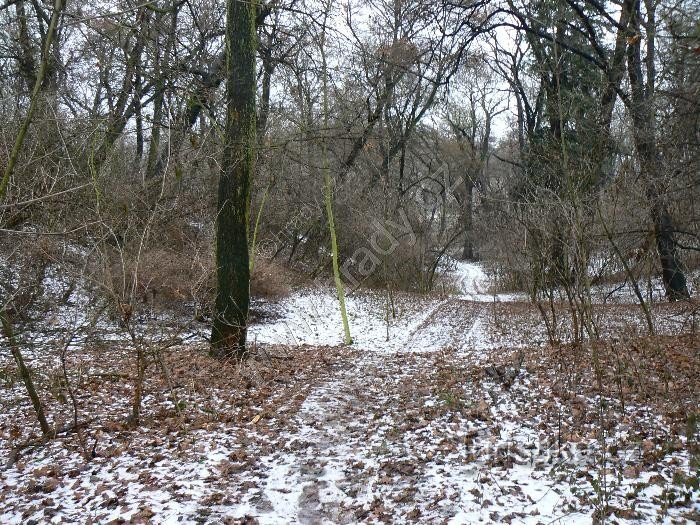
[1,263,698,524]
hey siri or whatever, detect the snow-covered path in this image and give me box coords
[248,261,523,354]
[225,263,697,524]
[1,263,697,524]
[232,321,590,524]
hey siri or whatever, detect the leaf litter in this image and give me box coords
[1,262,698,524]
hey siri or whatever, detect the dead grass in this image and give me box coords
[250,258,298,299]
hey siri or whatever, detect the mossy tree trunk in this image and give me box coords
[1,309,50,436]
[210,0,257,358]
[318,8,352,345]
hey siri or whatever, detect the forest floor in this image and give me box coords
[1,262,699,524]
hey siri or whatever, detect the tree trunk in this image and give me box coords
[146,4,179,181]
[319,15,352,345]
[15,0,38,93]
[462,182,474,260]
[257,45,274,141]
[210,0,257,358]
[1,0,64,199]
[90,9,151,179]
[1,309,51,436]
[626,0,689,301]
[129,345,146,427]
[651,202,689,300]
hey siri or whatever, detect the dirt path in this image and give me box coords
[223,296,699,524]
[231,299,561,524]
